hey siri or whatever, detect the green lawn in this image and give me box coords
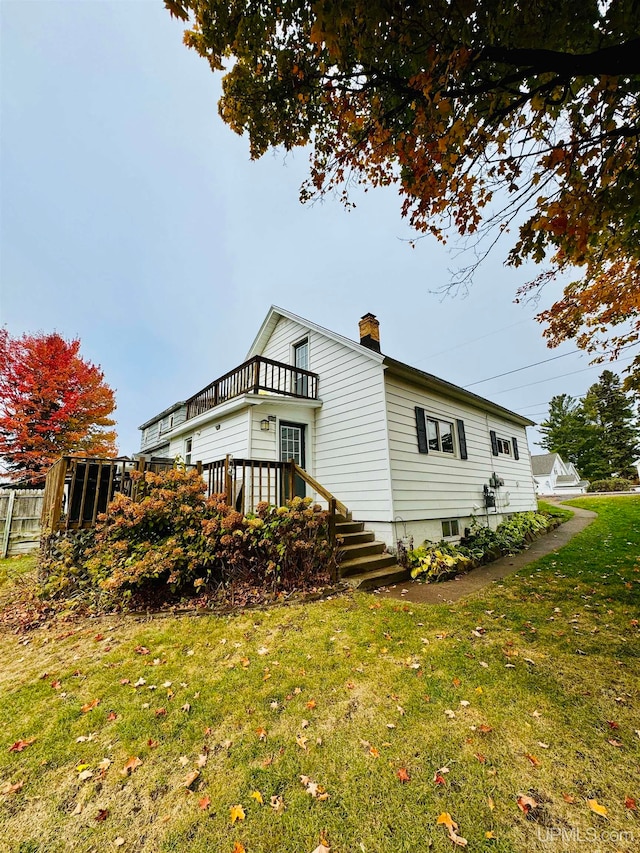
[0,497,638,853]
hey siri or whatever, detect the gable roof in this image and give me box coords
[249,306,534,428]
[531,453,559,476]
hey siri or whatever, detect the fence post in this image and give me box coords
[224,454,232,506]
[1,490,16,559]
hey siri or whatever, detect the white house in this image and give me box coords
[531,452,588,496]
[139,307,538,563]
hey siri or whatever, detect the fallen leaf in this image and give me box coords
[517,794,539,813]
[625,796,637,810]
[183,770,200,789]
[562,793,576,804]
[120,756,142,777]
[485,831,496,839]
[296,735,308,750]
[135,646,150,655]
[51,680,61,690]
[397,768,410,783]
[525,753,541,767]
[444,709,456,719]
[475,753,486,763]
[154,708,167,717]
[256,727,267,741]
[607,739,623,748]
[300,776,329,800]
[434,773,447,786]
[107,711,118,721]
[436,812,467,847]
[310,846,330,853]
[478,724,493,734]
[488,796,495,811]
[134,678,146,688]
[250,790,263,804]
[0,780,24,795]
[81,699,100,713]
[198,795,210,810]
[270,795,285,814]
[78,769,93,781]
[181,703,191,713]
[232,843,246,853]
[147,739,159,749]
[179,756,189,767]
[95,808,109,822]
[230,804,245,824]
[8,738,36,752]
[587,799,608,817]
[369,746,380,758]
[114,838,125,848]
[306,699,317,710]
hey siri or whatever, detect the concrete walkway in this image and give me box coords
[376,503,597,604]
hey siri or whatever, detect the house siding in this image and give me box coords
[168,410,250,463]
[259,317,392,522]
[385,374,536,541]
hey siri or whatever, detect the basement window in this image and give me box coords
[441,519,460,538]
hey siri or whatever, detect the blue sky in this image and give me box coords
[1,1,630,455]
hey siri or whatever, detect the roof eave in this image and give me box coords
[382,357,534,427]
[138,401,185,431]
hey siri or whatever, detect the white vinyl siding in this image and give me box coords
[385,374,536,521]
[260,317,391,521]
[168,410,250,463]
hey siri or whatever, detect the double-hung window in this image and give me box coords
[293,338,309,396]
[426,416,455,454]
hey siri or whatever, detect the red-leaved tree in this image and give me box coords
[0,331,117,484]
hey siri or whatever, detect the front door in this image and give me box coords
[279,421,306,501]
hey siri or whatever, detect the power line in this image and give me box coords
[466,341,638,388]
[488,355,636,396]
[465,348,581,387]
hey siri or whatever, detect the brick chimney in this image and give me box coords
[359,313,381,352]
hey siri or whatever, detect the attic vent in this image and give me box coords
[359,313,380,352]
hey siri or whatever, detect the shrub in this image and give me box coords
[408,511,556,583]
[40,468,338,606]
[407,543,473,582]
[587,478,634,492]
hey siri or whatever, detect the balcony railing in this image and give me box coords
[186,356,319,420]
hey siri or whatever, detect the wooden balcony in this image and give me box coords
[185,356,319,421]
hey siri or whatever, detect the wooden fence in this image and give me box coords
[0,489,44,557]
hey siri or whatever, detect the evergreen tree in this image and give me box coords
[582,371,639,479]
[539,395,594,469]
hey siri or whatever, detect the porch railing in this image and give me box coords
[186,356,319,420]
[41,456,199,534]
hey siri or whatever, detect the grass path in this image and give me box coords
[0,497,638,852]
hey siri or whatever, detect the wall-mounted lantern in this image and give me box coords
[260,418,271,431]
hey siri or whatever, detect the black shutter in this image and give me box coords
[512,436,519,460]
[415,407,428,453]
[456,419,468,460]
[490,429,499,456]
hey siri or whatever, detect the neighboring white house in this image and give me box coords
[138,307,538,549]
[531,452,588,496]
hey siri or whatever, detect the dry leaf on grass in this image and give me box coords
[587,799,608,817]
[517,794,539,813]
[437,812,468,847]
[183,770,200,789]
[250,790,263,804]
[120,757,142,777]
[270,795,285,814]
[198,795,210,810]
[397,768,410,783]
[8,738,36,753]
[0,780,24,795]
[300,775,329,800]
[229,804,245,824]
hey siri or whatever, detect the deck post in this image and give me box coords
[224,454,232,506]
[328,497,337,583]
[288,460,295,503]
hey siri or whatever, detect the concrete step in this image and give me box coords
[335,521,365,535]
[337,531,375,546]
[339,541,386,561]
[343,564,410,590]
[339,552,399,577]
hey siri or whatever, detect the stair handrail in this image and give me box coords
[292,463,349,519]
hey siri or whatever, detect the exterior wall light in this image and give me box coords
[260,418,271,431]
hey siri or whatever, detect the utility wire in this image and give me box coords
[466,341,638,388]
[412,318,532,365]
[488,355,636,396]
[465,349,580,387]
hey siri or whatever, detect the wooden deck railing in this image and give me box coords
[186,356,319,420]
[41,456,198,534]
